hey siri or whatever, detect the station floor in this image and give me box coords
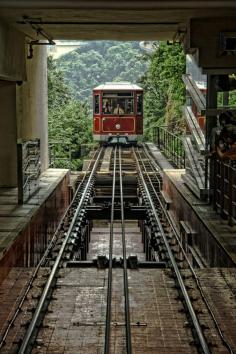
[31,221,198,354]
[29,221,236,353]
[0,190,235,352]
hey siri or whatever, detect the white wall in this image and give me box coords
[17,45,48,171]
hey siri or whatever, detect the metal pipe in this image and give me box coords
[1,1,236,9]
[119,146,132,354]
[104,146,117,354]
[19,147,103,354]
[18,20,179,25]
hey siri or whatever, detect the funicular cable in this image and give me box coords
[104,146,117,354]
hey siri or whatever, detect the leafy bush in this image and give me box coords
[140,42,186,140]
[56,41,148,104]
[48,56,93,170]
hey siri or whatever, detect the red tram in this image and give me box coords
[93,82,143,143]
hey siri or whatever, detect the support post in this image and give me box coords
[17,142,23,204]
[205,75,218,198]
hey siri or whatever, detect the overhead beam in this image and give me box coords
[187,18,236,71]
[1,1,236,9]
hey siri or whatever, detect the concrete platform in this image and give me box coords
[146,143,236,266]
[0,169,70,283]
[145,142,174,171]
[163,169,236,266]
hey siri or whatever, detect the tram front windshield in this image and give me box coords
[102,92,134,115]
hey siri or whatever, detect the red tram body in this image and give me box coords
[93,82,143,143]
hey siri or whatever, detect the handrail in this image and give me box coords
[154,126,185,169]
[182,74,206,115]
[213,157,236,226]
[17,139,41,204]
[184,105,205,153]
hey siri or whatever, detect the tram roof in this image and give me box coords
[93,82,143,91]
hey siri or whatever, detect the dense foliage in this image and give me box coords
[56,41,148,103]
[48,41,186,170]
[48,57,92,170]
[48,41,150,170]
[141,42,186,140]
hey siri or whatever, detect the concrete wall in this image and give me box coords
[187,18,236,72]
[17,45,48,171]
[0,82,17,186]
[0,171,70,284]
[0,19,48,187]
[0,21,26,81]
[163,170,235,267]
[0,22,27,187]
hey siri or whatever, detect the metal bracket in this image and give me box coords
[167,29,186,45]
[18,16,55,59]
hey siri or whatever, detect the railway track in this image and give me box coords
[133,145,234,354]
[105,146,132,354]
[0,145,235,354]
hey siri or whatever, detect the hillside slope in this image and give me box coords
[56,41,148,102]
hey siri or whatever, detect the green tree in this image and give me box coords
[48,56,92,170]
[56,41,148,103]
[141,42,186,140]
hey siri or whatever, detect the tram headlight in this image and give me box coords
[115,124,121,130]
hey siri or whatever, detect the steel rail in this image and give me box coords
[133,147,210,354]
[104,146,117,354]
[18,147,104,354]
[142,144,235,354]
[0,147,101,351]
[119,146,132,354]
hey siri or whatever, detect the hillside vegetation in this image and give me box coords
[56,41,148,102]
[48,57,92,170]
[48,41,185,170]
[141,42,186,140]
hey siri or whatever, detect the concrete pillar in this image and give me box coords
[17,45,48,171]
[206,74,218,196]
[0,82,17,187]
[206,75,218,147]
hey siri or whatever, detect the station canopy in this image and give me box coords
[0,1,236,40]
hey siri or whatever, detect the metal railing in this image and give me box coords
[153,126,185,168]
[49,142,95,170]
[17,139,41,204]
[213,157,236,225]
[49,142,75,169]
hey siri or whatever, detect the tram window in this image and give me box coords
[137,94,143,115]
[125,98,134,114]
[94,95,100,114]
[102,97,134,115]
[103,92,133,97]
